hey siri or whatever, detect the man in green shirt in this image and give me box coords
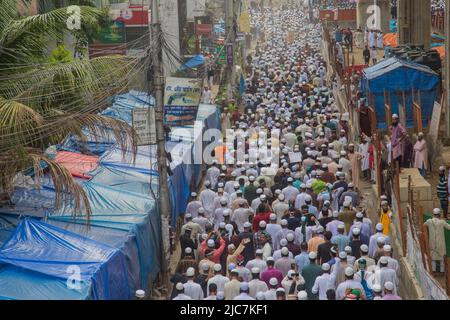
[301,251,323,300]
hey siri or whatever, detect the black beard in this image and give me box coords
[393,122,399,127]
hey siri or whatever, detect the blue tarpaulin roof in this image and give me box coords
[361,58,440,129]
[180,55,205,70]
[0,218,131,300]
[0,91,220,300]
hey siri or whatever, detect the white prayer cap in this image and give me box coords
[228,244,236,251]
[270,213,277,221]
[280,239,288,247]
[240,282,249,291]
[392,114,399,119]
[266,257,275,262]
[256,188,263,194]
[352,228,361,236]
[344,267,354,277]
[339,251,347,259]
[309,251,317,260]
[259,221,267,228]
[198,207,205,214]
[298,291,308,300]
[376,223,383,231]
[345,246,352,254]
[322,263,331,271]
[207,239,215,248]
[377,237,386,244]
[281,219,288,226]
[220,198,228,205]
[360,244,369,253]
[333,211,339,218]
[244,222,252,228]
[433,208,442,215]
[201,263,210,271]
[186,267,195,277]
[381,200,388,206]
[256,249,263,255]
[260,194,267,201]
[205,180,211,187]
[372,284,382,293]
[249,175,256,182]
[269,277,279,286]
[286,233,295,241]
[256,292,265,300]
[185,213,192,219]
[251,267,260,274]
[281,247,289,256]
[343,201,351,207]
[176,282,184,290]
[337,223,345,230]
[439,166,446,171]
[356,212,363,219]
[201,233,208,240]
[380,256,389,265]
[275,189,282,195]
[340,151,346,156]
[384,281,395,291]
[213,263,222,272]
[234,182,240,188]
[383,245,392,252]
[348,183,354,188]
[223,209,231,217]
[191,192,197,197]
[185,247,192,254]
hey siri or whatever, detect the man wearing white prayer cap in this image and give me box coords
[368,223,390,258]
[382,281,402,300]
[206,264,229,295]
[335,267,366,300]
[183,267,204,300]
[233,282,255,300]
[248,267,269,298]
[311,263,336,300]
[424,207,450,273]
[264,277,279,300]
[172,282,192,300]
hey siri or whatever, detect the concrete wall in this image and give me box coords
[357,0,390,32]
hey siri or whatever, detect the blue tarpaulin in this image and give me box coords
[180,55,205,70]
[0,91,220,300]
[0,218,131,300]
[361,58,440,129]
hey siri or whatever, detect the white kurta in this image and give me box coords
[184,280,205,300]
[359,142,370,171]
[248,279,268,298]
[312,273,336,300]
[424,218,450,260]
[200,189,217,218]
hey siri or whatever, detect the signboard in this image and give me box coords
[239,12,251,33]
[98,21,125,44]
[226,43,234,66]
[187,0,206,20]
[216,45,226,65]
[195,24,212,36]
[164,77,201,126]
[236,32,245,41]
[132,108,156,145]
[111,4,151,26]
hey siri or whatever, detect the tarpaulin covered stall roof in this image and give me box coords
[361,58,440,129]
[0,218,131,300]
[55,151,99,179]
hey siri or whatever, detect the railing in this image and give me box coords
[432,11,445,33]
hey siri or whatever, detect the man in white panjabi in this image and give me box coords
[424,208,450,273]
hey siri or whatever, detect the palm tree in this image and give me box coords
[0,0,142,218]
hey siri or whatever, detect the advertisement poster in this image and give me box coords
[164,77,201,126]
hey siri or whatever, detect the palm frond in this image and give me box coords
[0,96,44,147]
[0,6,106,48]
[0,148,91,219]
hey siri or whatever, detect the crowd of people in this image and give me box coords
[171,7,404,301]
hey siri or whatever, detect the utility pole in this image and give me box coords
[150,0,171,291]
[226,0,236,90]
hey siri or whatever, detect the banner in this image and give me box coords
[195,24,212,36]
[239,12,251,33]
[187,0,206,20]
[164,77,201,126]
[132,108,156,145]
[98,21,125,44]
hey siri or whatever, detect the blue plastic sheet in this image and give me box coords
[0,218,131,300]
[180,55,205,70]
[361,58,439,129]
